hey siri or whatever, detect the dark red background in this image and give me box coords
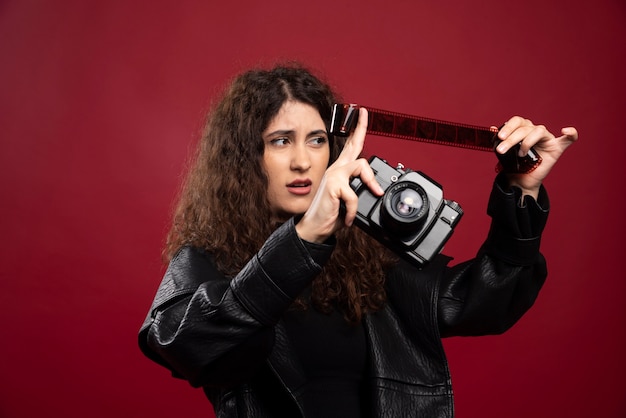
[1,1,624,417]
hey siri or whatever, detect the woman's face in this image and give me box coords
[262,100,330,220]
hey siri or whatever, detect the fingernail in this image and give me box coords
[496,144,507,153]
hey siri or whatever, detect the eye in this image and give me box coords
[269,137,290,146]
[308,136,328,146]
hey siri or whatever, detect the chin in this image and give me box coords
[274,206,308,221]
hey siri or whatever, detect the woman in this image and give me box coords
[138,64,577,417]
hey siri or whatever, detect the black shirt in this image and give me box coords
[283,301,367,418]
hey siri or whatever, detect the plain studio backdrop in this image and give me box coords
[1,1,624,417]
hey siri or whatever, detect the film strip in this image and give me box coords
[368,106,498,152]
[329,103,541,174]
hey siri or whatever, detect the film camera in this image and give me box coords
[330,103,463,267]
[349,156,463,267]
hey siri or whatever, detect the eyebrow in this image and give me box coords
[264,129,328,137]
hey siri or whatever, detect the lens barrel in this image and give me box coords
[380,182,429,237]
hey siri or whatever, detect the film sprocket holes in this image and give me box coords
[350,155,463,267]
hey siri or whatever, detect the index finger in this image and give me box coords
[335,107,369,164]
[497,116,532,140]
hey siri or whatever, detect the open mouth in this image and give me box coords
[287,179,312,194]
[288,180,312,187]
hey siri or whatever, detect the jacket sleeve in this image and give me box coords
[438,174,550,337]
[137,218,334,388]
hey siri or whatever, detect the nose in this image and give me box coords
[290,143,311,171]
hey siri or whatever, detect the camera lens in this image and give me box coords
[381,182,429,237]
[394,189,422,216]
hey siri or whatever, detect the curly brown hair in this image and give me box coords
[166,63,396,323]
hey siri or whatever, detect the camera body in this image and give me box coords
[350,156,463,267]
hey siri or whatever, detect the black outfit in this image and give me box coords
[283,300,367,418]
[139,176,549,417]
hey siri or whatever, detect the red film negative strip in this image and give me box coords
[329,103,542,174]
[366,106,497,152]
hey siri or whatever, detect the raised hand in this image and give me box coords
[296,108,384,243]
[494,116,578,198]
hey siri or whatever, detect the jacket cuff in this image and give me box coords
[482,174,550,266]
[230,218,333,325]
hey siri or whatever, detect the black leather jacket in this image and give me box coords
[139,177,549,417]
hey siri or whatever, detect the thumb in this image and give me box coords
[560,126,579,143]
